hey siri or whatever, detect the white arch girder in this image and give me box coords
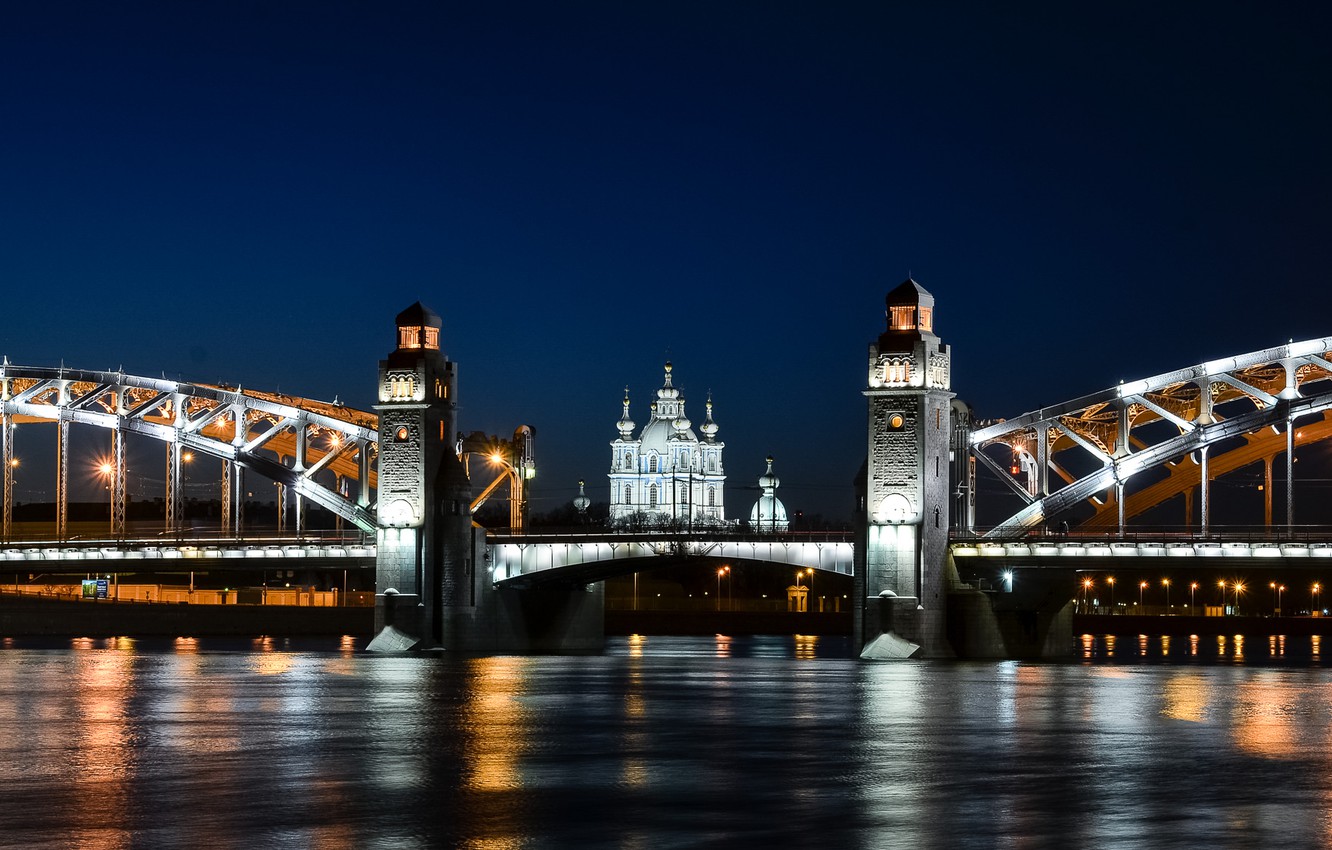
[0,364,379,533]
[972,337,1332,539]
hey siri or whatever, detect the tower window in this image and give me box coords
[888,413,905,430]
[884,358,910,384]
[398,326,422,349]
[423,327,439,350]
[649,485,658,507]
[707,487,716,507]
[889,306,915,330]
[648,455,658,473]
[919,308,933,332]
[624,484,632,505]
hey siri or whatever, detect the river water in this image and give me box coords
[3,634,1332,849]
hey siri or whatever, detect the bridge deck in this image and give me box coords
[2,539,376,569]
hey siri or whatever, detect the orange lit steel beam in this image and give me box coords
[1080,411,1332,529]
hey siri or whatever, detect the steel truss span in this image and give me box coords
[0,363,379,534]
[970,338,1332,539]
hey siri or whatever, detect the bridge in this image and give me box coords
[487,530,853,588]
[2,290,1330,658]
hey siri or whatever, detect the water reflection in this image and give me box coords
[6,637,1332,848]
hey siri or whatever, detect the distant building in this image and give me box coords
[608,363,725,526]
[749,456,789,532]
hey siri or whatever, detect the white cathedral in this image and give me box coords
[609,363,788,531]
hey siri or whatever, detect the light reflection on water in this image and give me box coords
[3,636,1332,848]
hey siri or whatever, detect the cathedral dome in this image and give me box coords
[639,414,674,456]
[749,456,789,532]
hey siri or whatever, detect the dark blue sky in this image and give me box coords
[2,3,1329,519]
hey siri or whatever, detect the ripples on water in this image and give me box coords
[3,634,1332,849]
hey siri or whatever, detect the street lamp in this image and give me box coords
[1218,579,1227,611]
[97,460,114,535]
[1107,576,1115,613]
[1234,582,1245,615]
[1314,582,1321,615]
[1139,580,1148,611]
[1277,584,1285,616]
[1190,581,1198,613]
[1162,578,1171,610]
[716,565,730,612]
[1270,581,1278,612]
[1082,578,1093,614]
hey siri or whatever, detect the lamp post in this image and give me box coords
[1314,582,1321,615]
[1107,576,1115,614]
[1190,581,1198,613]
[1270,581,1278,613]
[716,566,729,612]
[1234,582,1245,615]
[1277,584,1285,616]
[98,461,114,536]
[1162,578,1171,610]
[1139,580,1148,611]
[1218,579,1227,613]
[1082,578,1093,614]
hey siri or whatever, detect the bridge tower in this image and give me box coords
[856,278,954,658]
[370,302,472,648]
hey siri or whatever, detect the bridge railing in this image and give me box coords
[953,525,1332,544]
[0,530,372,549]
[485,527,854,544]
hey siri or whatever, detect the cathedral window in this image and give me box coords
[707,487,715,507]
[624,484,632,505]
[648,455,658,473]
[649,485,658,507]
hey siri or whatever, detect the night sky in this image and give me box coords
[2,3,1329,520]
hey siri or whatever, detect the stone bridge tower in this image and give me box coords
[856,279,954,658]
[371,302,471,648]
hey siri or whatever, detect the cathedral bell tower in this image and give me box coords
[372,302,468,646]
[856,279,954,658]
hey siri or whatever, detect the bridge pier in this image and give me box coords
[373,524,605,653]
[945,564,1077,659]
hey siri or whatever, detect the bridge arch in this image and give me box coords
[486,533,855,589]
[0,364,380,534]
[970,337,1332,538]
